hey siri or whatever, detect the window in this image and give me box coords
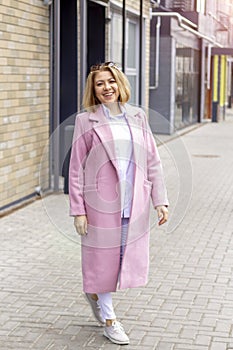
[175,46,200,129]
[111,9,140,104]
[111,12,122,67]
[127,21,137,68]
[126,19,139,104]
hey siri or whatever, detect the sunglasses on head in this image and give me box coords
[90,61,119,72]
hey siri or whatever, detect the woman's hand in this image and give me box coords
[155,205,168,226]
[74,215,88,235]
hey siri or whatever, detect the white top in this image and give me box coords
[102,104,134,218]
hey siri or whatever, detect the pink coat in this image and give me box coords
[69,104,168,293]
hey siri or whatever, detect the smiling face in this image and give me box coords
[94,70,120,105]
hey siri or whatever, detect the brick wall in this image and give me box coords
[0,0,50,211]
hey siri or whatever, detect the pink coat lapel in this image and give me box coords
[88,104,144,169]
[89,106,118,170]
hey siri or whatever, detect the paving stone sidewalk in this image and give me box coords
[1,115,233,350]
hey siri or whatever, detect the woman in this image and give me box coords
[69,62,168,345]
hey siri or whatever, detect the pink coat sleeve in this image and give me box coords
[140,110,169,208]
[69,114,91,216]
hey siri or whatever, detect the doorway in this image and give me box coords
[87,1,106,71]
[51,0,78,193]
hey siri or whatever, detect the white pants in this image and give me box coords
[97,218,129,320]
[97,292,116,320]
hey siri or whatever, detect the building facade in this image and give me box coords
[149,0,233,134]
[1,0,232,213]
[0,0,151,212]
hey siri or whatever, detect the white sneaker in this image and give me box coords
[103,320,129,345]
[84,293,105,326]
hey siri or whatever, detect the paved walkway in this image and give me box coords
[1,114,233,350]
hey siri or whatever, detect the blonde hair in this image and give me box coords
[82,65,131,112]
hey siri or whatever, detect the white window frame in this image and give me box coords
[125,17,140,105]
[110,6,140,105]
[110,10,123,67]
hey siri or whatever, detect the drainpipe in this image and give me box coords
[149,0,161,90]
[49,3,53,191]
[80,0,87,105]
[43,0,54,190]
[53,0,60,192]
[179,21,223,47]
[122,0,126,72]
[139,0,143,104]
[150,14,161,90]
[207,43,212,90]
[154,11,198,28]
[227,58,233,108]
